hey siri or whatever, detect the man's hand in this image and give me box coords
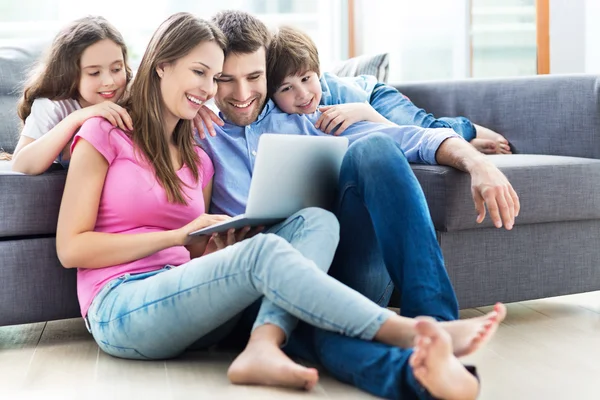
[470,161,520,230]
[435,137,520,230]
[193,105,224,139]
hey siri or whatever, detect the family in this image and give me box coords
[5,10,521,400]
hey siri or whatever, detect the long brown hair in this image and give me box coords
[123,12,226,204]
[17,16,132,123]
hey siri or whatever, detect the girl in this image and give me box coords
[56,12,502,398]
[10,16,133,175]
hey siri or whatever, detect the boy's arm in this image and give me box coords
[316,102,395,135]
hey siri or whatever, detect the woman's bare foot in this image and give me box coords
[441,303,506,357]
[409,319,480,400]
[472,124,512,154]
[228,339,319,390]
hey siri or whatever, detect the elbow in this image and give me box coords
[56,239,78,269]
[11,156,44,175]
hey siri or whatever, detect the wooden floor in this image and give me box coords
[2,292,600,400]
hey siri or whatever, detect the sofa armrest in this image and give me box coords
[393,74,600,159]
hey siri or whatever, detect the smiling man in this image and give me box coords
[197,10,518,400]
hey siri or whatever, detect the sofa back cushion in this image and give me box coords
[0,41,46,153]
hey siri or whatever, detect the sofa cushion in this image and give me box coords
[0,41,47,153]
[0,169,66,237]
[412,154,600,232]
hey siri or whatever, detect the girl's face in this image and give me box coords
[78,39,128,107]
[272,71,322,115]
[157,40,224,128]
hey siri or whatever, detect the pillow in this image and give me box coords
[330,53,389,83]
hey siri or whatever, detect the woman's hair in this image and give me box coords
[123,12,226,204]
[17,16,132,123]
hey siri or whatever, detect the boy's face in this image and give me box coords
[214,48,267,126]
[272,71,322,115]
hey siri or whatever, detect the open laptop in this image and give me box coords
[189,134,349,236]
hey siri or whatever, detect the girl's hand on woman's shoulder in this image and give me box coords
[76,101,133,132]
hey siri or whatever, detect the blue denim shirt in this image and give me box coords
[319,72,378,105]
[199,100,460,216]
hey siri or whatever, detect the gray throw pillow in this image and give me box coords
[330,53,390,83]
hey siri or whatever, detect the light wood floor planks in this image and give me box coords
[3,292,600,399]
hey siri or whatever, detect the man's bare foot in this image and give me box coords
[228,339,319,390]
[441,303,506,357]
[409,319,480,400]
[472,124,511,154]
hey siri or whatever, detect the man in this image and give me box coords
[195,10,518,400]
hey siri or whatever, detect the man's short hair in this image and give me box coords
[212,10,271,55]
[266,26,321,97]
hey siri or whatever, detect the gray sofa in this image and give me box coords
[2,41,600,327]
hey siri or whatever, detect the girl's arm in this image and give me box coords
[12,113,83,175]
[56,139,226,269]
[12,102,132,175]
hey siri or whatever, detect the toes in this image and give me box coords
[494,303,508,321]
[415,317,439,337]
[413,366,428,383]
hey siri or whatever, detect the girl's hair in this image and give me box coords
[17,16,132,123]
[123,12,226,204]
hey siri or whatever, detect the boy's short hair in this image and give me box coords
[212,10,271,55]
[267,26,321,97]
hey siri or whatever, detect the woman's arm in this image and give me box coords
[185,179,215,259]
[56,138,185,269]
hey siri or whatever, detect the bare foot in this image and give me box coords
[472,124,512,154]
[470,138,498,154]
[227,339,319,390]
[409,318,480,400]
[441,303,506,357]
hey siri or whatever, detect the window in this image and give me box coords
[0,0,345,71]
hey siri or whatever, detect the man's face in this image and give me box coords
[214,48,267,126]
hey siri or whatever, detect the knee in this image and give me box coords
[344,133,408,174]
[297,207,340,240]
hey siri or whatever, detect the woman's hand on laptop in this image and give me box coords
[193,105,224,140]
[210,226,264,249]
[177,213,232,246]
[203,226,265,255]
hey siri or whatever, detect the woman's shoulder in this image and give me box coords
[77,118,133,151]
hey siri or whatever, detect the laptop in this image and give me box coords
[189,134,349,236]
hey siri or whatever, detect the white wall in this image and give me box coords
[550,0,586,74]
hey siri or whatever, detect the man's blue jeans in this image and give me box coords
[285,133,460,399]
[370,82,477,142]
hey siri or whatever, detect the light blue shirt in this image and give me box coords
[199,100,461,216]
[319,72,378,105]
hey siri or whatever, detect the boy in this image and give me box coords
[266,26,511,154]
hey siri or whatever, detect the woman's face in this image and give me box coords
[157,40,224,127]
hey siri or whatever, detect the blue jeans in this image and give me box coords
[370,83,477,142]
[86,208,396,360]
[283,133,460,400]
